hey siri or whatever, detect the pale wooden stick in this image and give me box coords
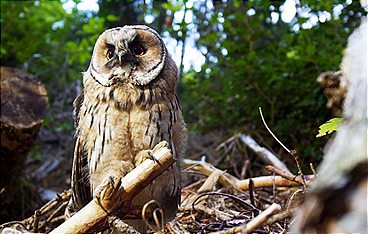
[182,159,239,189]
[210,203,281,234]
[237,175,314,190]
[238,134,291,174]
[181,169,223,207]
[51,145,175,234]
[241,203,282,233]
[183,159,313,191]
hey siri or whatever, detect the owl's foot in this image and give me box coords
[135,150,160,166]
[134,141,169,166]
[94,176,125,215]
[152,140,169,153]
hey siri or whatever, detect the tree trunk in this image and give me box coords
[0,66,48,219]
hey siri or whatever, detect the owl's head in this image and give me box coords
[88,25,167,86]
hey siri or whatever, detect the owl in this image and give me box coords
[67,25,187,231]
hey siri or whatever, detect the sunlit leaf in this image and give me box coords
[316,118,343,137]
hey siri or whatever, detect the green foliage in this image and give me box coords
[316,117,343,137]
[0,0,365,166]
[1,1,105,133]
[182,0,365,161]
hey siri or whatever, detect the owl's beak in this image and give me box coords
[118,51,138,66]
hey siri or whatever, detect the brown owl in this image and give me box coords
[67,25,187,231]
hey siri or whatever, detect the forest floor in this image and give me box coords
[1,127,312,233]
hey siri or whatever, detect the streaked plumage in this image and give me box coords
[67,25,187,231]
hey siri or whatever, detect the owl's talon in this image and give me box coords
[93,176,124,214]
[108,176,115,188]
[145,151,161,165]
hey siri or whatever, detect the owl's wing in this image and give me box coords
[70,92,92,209]
[70,138,91,209]
[73,91,84,127]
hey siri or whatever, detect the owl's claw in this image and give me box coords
[147,141,169,164]
[94,176,124,214]
[146,150,161,165]
[108,176,117,189]
[134,141,169,166]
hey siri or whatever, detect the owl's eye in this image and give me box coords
[131,44,145,56]
[106,48,115,60]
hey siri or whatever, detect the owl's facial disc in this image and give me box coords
[89,25,166,87]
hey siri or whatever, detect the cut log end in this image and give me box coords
[0,66,48,192]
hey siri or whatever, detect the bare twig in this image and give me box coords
[266,165,307,185]
[259,107,291,153]
[258,107,307,189]
[310,163,317,176]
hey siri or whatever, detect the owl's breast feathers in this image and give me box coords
[71,69,187,212]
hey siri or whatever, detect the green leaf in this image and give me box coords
[316,118,343,137]
[106,14,119,22]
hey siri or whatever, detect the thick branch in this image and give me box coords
[51,144,175,234]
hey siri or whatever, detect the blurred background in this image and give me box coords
[0,0,366,223]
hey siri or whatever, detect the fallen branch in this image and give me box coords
[183,159,314,191]
[238,134,291,174]
[51,143,175,234]
[237,175,314,190]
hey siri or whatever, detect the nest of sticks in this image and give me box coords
[0,132,314,234]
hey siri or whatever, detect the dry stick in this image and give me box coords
[31,210,40,233]
[266,165,308,185]
[236,175,314,190]
[50,144,175,234]
[238,134,291,174]
[39,190,71,215]
[182,159,240,190]
[210,203,282,234]
[45,201,69,227]
[215,135,238,151]
[309,163,317,176]
[181,169,221,208]
[183,159,313,191]
[258,107,307,189]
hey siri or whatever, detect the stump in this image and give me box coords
[0,67,48,220]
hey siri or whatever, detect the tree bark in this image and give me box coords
[0,66,48,221]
